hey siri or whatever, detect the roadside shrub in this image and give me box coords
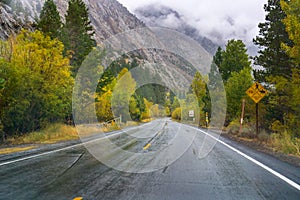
[270,131,300,155]
[172,107,181,120]
[240,127,256,139]
[227,120,240,135]
[258,130,270,143]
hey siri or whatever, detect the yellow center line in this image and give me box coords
[143,143,151,150]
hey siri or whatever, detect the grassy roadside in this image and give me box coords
[0,120,149,155]
[0,145,37,155]
[7,123,79,145]
[0,123,79,155]
[225,120,300,157]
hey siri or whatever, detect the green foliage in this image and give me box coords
[135,83,167,106]
[129,94,146,121]
[111,68,136,122]
[208,62,223,90]
[0,0,11,5]
[61,0,96,75]
[191,72,206,104]
[281,0,300,66]
[213,46,223,68]
[267,69,300,137]
[0,30,74,136]
[141,98,153,120]
[96,90,113,122]
[207,41,251,126]
[253,0,293,81]
[73,48,104,124]
[171,96,180,113]
[219,40,251,82]
[270,131,300,155]
[225,67,254,123]
[190,72,211,125]
[37,0,62,39]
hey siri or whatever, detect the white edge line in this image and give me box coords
[0,128,131,167]
[0,121,156,167]
[188,125,300,191]
[2,122,299,192]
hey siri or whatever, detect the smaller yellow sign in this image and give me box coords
[246,82,268,103]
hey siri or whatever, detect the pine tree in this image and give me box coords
[253,0,293,81]
[219,40,251,82]
[37,0,62,39]
[213,46,223,68]
[62,0,96,75]
[209,47,223,89]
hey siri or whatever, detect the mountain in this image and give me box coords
[0,1,34,39]
[0,0,209,89]
[0,0,145,42]
[134,4,218,55]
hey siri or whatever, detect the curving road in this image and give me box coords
[0,119,299,199]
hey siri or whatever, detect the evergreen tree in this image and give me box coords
[213,46,223,68]
[62,0,96,75]
[225,67,254,123]
[37,0,62,39]
[0,0,12,5]
[253,0,293,81]
[209,47,224,89]
[219,40,251,82]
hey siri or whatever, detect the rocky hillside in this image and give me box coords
[0,1,33,39]
[0,0,210,89]
[0,0,145,42]
[135,4,218,55]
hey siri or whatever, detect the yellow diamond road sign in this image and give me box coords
[246,82,268,103]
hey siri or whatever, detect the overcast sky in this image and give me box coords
[117,0,267,47]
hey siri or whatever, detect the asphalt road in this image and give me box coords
[0,119,299,200]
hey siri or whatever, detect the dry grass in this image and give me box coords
[1,119,153,155]
[227,120,300,157]
[0,145,37,155]
[8,124,79,145]
[269,131,300,156]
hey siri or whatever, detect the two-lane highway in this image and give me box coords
[0,119,299,199]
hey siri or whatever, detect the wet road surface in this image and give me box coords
[0,119,299,199]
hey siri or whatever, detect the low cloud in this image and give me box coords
[117,0,267,46]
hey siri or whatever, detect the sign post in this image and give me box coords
[205,112,209,127]
[239,99,246,134]
[246,82,268,136]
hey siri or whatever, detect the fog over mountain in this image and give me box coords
[135,4,218,55]
[118,0,267,56]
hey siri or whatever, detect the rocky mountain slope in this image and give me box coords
[0,0,212,89]
[0,0,145,42]
[135,4,218,55]
[0,1,33,39]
